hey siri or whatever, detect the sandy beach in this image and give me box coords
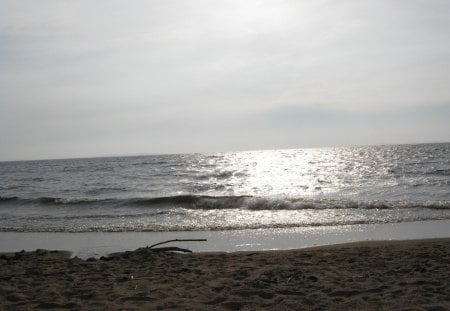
[1,238,449,310]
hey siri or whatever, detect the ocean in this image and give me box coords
[0,143,449,233]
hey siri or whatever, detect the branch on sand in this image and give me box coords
[147,239,207,253]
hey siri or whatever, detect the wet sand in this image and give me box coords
[1,238,449,310]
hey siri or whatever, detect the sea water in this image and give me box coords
[0,143,449,233]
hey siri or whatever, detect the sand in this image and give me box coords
[0,238,449,310]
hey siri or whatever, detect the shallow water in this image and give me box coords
[1,220,449,258]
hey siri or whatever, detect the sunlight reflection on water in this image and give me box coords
[0,144,449,232]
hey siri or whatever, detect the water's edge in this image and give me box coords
[1,220,449,259]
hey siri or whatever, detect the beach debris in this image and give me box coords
[147,239,207,253]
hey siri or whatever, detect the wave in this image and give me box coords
[0,196,18,202]
[3,209,187,221]
[1,217,449,233]
[0,196,113,206]
[1,195,449,210]
[131,160,169,166]
[426,168,450,176]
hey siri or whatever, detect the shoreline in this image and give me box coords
[1,219,450,258]
[1,238,449,310]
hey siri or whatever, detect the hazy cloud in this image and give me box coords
[0,0,449,160]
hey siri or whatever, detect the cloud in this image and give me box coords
[0,0,449,160]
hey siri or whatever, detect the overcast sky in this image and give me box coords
[1,0,449,161]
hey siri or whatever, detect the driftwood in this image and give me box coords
[147,239,207,253]
[147,247,192,253]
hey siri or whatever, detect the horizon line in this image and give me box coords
[1,141,448,163]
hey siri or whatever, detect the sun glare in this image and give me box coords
[220,1,295,36]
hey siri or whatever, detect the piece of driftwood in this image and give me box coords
[98,239,208,260]
[147,246,193,253]
[148,239,207,250]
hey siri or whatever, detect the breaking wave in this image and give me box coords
[1,195,449,211]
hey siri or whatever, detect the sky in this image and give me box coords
[0,0,449,161]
